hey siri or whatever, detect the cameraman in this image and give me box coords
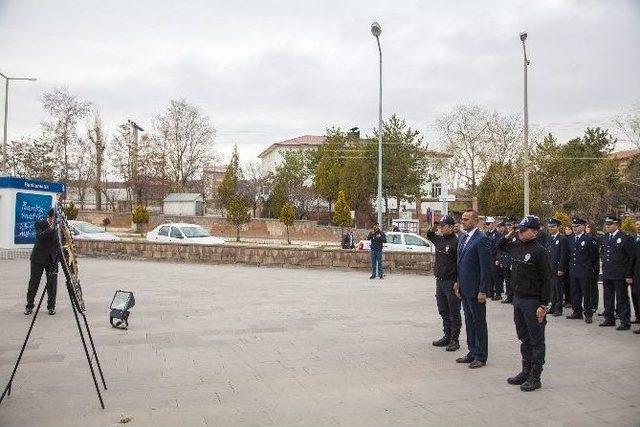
[25,208,59,316]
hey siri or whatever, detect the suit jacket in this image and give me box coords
[631,235,640,292]
[600,231,634,280]
[30,219,59,265]
[545,232,568,274]
[457,229,492,297]
[567,233,598,279]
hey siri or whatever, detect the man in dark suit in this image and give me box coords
[632,219,640,330]
[545,218,568,316]
[453,209,492,368]
[566,217,599,323]
[598,215,635,330]
[25,208,59,316]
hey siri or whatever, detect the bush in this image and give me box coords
[63,202,79,220]
[620,216,637,235]
[132,204,150,225]
[102,217,111,231]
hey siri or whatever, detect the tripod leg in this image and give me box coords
[0,285,47,404]
[79,310,107,390]
[67,281,105,410]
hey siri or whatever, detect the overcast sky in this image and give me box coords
[1,0,638,164]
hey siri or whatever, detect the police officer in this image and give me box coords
[25,208,59,316]
[566,218,599,323]
[491,221,507,301]
[500,217,518,304]
[484,216,499,299]
[426,215,461,352]
[598,215,635,330]
[632,219,640,329]
[497,215,550,392]
[546,218,568,316]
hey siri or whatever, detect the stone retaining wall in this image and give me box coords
[74,240,434,275]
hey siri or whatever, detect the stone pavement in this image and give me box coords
[0,258,638,426]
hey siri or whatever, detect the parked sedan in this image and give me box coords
[68,220,120,241]
[146,223,225,245]
[356,232,434,252]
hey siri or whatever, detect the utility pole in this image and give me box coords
[128,120,144,205]
[520,32,530,216]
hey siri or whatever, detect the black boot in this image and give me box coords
[520,364,542,392]
[432,335,451,347]
[446,335,460,352]
[507,360,530,385]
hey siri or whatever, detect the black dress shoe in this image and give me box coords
[48,308,56,315]
[585,317,593,324]
[501,298,513,304]
[24,308,33,315]
[469,360,486,369]
[432,336,451,347]
[616,324,630,331]
[446,339,460,352]
[599,320,616,327]
[369,275,376,279]
[566,313,583,320]
[456,355,474,363]
[634,329,640,334]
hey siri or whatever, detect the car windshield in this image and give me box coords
[74,222,104,234]
[180,226,210,238]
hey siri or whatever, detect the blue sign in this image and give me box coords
[0,176,65,193]
[14,192,53,244]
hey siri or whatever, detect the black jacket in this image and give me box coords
[497,234,551,305]
[632,235,640,293]
[342,233,355,249]
[367,230,387,252]
[567,233,599,279]
[30,219,59,265]
[426,230,458,281]
[600,231,634,280]
[545,232,568,274]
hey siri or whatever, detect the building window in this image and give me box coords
[431,182,442,198]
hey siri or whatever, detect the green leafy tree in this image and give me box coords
[333,189,352,238]
[477,162,523,216]
[272,151,312,217]
[620,216,637,235]
[279,202,296,244]
[217,144,241,214]
[131,204,150,234]
[227,195,251,242]
[262,181,288,219]
[313,128,348,212]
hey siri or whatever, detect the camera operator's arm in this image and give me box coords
[35,218,56,242]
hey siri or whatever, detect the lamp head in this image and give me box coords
[520,32,527,42]
[371,21,382,38]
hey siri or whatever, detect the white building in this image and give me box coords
[258,135,325,174]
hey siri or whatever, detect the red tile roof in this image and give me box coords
[258,135,325,158]
[609,149,640,160]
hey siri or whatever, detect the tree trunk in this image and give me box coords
[286,225,290,244]
[236,225,240,242]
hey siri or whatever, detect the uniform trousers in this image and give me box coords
[513,295,546,365]
[571,277,593,317]
[435,278,462,338]
[602,279,630,325]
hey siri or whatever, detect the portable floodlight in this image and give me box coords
[109,290,135,329]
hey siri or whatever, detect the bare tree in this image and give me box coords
[242,160,269,218]
[153,99,216,188]
[108,122,134,203]
[613,102,640,150]
[41,88,91,183]
[87,112,107,210]
[72,139,94,209]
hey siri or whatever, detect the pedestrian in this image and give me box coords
[585,222,602,314]
[598,215,634,330]
[453,209,492,368]
[342,228,355,249]
[497,215,550,392]
[563,225,574,306]
[484,217,499,299]
[566,218,599,323]
[546,218,568,316]
[367,223,386,279]
[426,215,461,351]
[632,219,640,329]
[25,208,59,316]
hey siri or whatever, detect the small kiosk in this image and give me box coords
[0,176,66,249]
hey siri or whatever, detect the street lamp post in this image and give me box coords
[0,72,37,175]
[371,21,383,227]
[520,32,530,216]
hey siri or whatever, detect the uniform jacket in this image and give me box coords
[600,230,634,280]
[567,233,599,279]
[456,229,492,297]
[545,232,568,274]
[632,235,640,293]
[426,230,458,281]
[30,218,59,265]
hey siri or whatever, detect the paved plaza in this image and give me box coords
[0,258,639,426]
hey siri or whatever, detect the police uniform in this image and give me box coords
[491,222,506,300]
[545,219,568,316]
[497,215,550,392]
[484,217,501,299]
[426,215,461,351]
[589,230,602,314]
[500,217,519,304]
[632,232,640,333]
[566,218,599,322]
[599,216,635,330]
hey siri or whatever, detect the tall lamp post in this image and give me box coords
[1,72,37,175]
[371,21,383,227]
[520,32,530,216]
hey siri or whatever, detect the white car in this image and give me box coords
[356,232,434,252]
[68,220,120,241]
[146,223,225,245]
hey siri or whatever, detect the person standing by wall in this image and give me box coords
[367,223,386,280]
[25,208,59,316]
